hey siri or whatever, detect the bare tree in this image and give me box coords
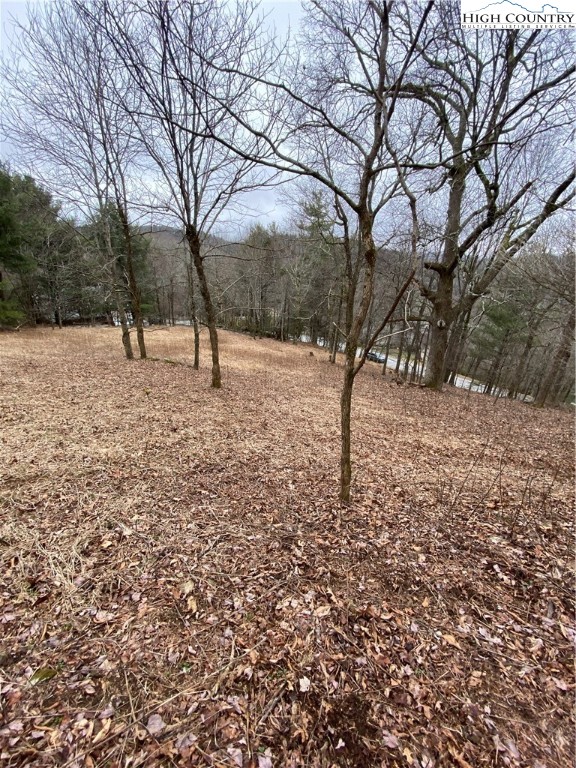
[180,0,434,500]
[524,238,575,407]
[1,2,151,359]
[83,0,272,388]
[396,5,575,389]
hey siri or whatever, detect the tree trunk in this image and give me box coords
[310,315,318,346]
[330,291,343,364]
[382,325,393,374]
[484,332,510,396]
[395,330,405,374]
[152,266,164,325]
[280,291,287,342]
[186,225,221,388]
[340,364,354,502]
[561,379,575,405]
[117,205,146,359]
[446,308,471,385]
[466,357,481,391]
[424,271,454,389]
[403,338,412,380]
[155,287,164,324]
[407,322,423,383]
[518,350,536,400]
[188,262,200,370]
[424,163,467,390]
[168,277,175,326]
[128,261,146,357]
[492,350,511,399]
[339,214,376,502]
[417,325,430,383]
[508,325,536,399]
[525,369,543,403]
[115,290,134,360]
[534,305,575,406]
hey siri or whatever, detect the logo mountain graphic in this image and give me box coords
[470,2,563,12]
[461,1,574,24]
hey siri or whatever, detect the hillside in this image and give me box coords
[0,327,573,767]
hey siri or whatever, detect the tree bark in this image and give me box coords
[446,307,471,385]
[188,262,200,370]
[508,324,537,399]
[424,282,453,389]
[424,162,466,390]
[534,305,575,406]
[382,326,393,374]
[339,213,377,502]
[417,325,430,384]
[117,205,146,359]
[395,330,405,375]
[330,292,343,364]
[340,364,354,502]
[109,216,134,360]
[115,291,134,360]
[186,224,221,388]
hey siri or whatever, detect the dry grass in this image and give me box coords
[0,326,573,768]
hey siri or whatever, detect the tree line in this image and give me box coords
[1,0,574,500]
[1,171,572,407]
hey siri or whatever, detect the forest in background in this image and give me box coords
[0,167,573,408]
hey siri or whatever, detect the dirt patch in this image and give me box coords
[0,326,573,767]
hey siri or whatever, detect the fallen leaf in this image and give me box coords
[442,633,463,650]
[528,637,543,654]
[448,747,475,768]
[227,746,243,766]
[29,668,57,685]
[94,611,115,624]
[175,732,197,752]
[382,730,399,749]
[146,713,166,736]
[503,738,520,760]
[181,580,195,596]
[92,719,112,745]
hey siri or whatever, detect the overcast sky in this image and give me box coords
[0,0,305,232]
[0,0,303,51]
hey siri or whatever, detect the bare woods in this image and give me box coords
[1,1,573,499]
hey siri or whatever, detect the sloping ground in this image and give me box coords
[0,327,573,768]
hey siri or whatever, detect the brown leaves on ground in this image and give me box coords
[0,327,574,768]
